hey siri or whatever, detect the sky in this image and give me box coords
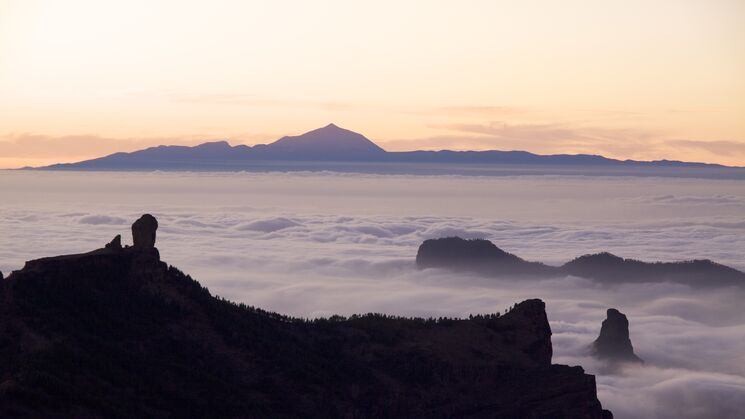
[3,171,745,418]
[1,0,744,168]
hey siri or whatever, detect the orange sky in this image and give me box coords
[1,0,744,168]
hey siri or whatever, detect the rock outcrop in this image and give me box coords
[416,237,745,287]
[592,308,643,364]
[105,234,122,250]
[0,216,612,418]
[131,213,158,249]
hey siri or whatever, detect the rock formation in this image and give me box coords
[415,237,745,287]
[592,308,643,364]
[105,234,122,250]
[0,216,612,419]
[416,237,554,276]
[131,213,157,249]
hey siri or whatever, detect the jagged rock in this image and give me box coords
[105,234,122,250]
[592,308,643,363]
[0,270,3,280]
[131,214,157,249]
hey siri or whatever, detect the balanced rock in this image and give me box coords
[132,214,158,249]
[592,308,643,363]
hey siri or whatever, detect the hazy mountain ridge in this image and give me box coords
[416,237,745,287]
[0,216,612,419]
[32,124,745,177]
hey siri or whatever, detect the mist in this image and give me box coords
[2,170,745,419]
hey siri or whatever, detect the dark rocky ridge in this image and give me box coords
[592,309,643,364]
[416,237,745,288]
[0,217,611,419]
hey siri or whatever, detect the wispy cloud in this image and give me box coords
[129,90,361,112]
[378,120,745,166]
[0,132,265,168]
[666,140,745,157]
[2,171,745,418]
[0,133,204,160]
[380,121,665,159]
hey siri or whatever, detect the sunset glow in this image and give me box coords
[3,3,745,417]
[1,0,744,167]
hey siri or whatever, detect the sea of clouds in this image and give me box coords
[2,170,745,418]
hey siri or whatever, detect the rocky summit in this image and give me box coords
[592,308,643,364]
[0,216,612,419]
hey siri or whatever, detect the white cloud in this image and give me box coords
[78,215,128,225]
[236,217,301,233]
[1,170,745,419]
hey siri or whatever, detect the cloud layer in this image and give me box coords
[1,170,745,418]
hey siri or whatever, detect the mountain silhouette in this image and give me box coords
[0,216,612,419]
[33,124,745,178]
[416,237,745,287]
[416,237,555,277]
[251,123,386,160]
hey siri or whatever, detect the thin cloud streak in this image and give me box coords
[380,121,745,165]
[666,140,745,157]
[129,89,362,112]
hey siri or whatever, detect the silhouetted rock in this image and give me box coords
[592,309,643,364]
[0,218,612,419]
[131,214,157,249]
[562,252,745,287]
[502,299,553,364]
[415,237,745,288]
[416,237,555,277]
[105,234,122,250]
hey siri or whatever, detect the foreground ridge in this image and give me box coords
[0,216,611,419]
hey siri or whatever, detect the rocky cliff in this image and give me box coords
[1,216,612,419]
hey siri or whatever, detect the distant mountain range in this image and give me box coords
[31,124,745,178]
[416,237,745,288]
